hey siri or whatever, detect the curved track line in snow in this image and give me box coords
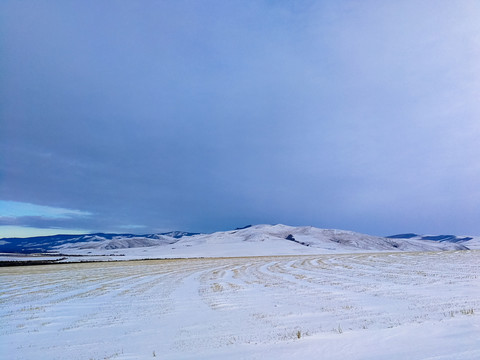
[0,251,479,359]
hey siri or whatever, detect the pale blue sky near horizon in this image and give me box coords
[1,0,480,238]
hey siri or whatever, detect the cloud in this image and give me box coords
[1,1,480,236]
[0,226,89,238]
[0,200,92,219]
[0,201,94,236]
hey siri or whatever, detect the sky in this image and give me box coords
[1,0,480,238]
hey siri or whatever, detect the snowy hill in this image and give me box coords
[1,224,473,263]
[0,231,198,253]
[153,224,467,257]
[387,233,480,250]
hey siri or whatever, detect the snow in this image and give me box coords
[401,234,480,250]
[465,237,480,249]
[1,225,473,264]
[1,250,479,359]
[35,224,466,262]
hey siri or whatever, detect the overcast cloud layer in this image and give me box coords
[1,0,480,237]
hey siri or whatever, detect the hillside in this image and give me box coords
[1,224,473,263]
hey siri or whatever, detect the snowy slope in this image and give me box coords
[1,224,473,263]
[0,231,197,253]
[388,233,480,250]
[39,224,467,261]
[58,234,179,250]
[172,224,467,252]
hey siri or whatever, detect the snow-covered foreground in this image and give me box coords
[1,251,479,359]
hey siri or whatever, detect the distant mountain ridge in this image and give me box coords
[0,231,198,253]
[1,225,479,256]
[387,233,473,242]
[386,233,479,249]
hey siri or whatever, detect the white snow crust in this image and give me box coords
[1,250,479,359]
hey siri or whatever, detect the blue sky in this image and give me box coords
[1,0,480,237]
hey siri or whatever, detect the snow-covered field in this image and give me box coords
[1,250,479,359]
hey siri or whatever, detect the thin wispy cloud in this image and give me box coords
[0,201,92,237]
[0,200,92,219]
